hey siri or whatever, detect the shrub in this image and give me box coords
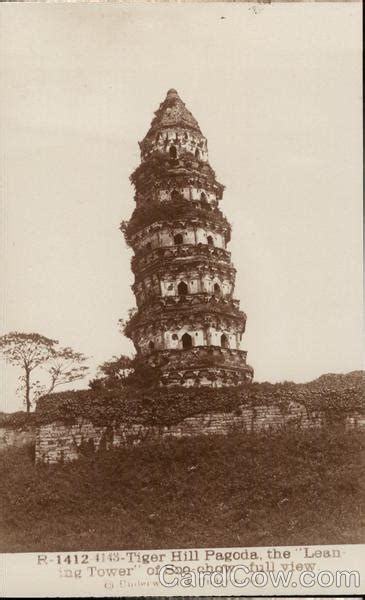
[0,411,36,428]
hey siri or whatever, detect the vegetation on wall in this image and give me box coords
[33,371,364,428]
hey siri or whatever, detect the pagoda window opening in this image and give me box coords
[171,189,180,201]
[148,341,155,351]
[221,334,229,349]
[207,235,214,247]
[182,333,193,349]
[169,145,177,159]
[214,283,221,296]
[195,148,201,160]
[174,233,183,245]
[200,192,207,203]
[178,281,188,296]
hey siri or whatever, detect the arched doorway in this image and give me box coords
[221,334,229,349]
[178,281,188,296]
[182,333,193,349]
[169,145,177,159]
[148,341,155,351]
[171,189,180,201]
[207,235,214,246]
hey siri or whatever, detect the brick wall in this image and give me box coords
[35,401,364,464]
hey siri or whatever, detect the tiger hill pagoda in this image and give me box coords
[121,89,253,387]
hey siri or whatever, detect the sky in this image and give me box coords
[0,1,362,412]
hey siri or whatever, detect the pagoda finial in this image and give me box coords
[139,89,203,156]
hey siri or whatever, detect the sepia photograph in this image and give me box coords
[0,0,363,596]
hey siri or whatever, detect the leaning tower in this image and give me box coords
[121,89,253,387]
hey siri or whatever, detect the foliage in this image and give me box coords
[0,333,56,414]
[89,355,133,390]
[123,357,162,390]
[0,411,36,429]
[118,308,138,339]
[0,429,364,551]
[0,332,89,413]
[89,354,163,393]
[35,371,365,427]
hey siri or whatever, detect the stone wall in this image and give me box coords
[35,401,365,464]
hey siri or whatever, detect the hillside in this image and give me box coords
[0,428,364,552]
[1,371,363,552]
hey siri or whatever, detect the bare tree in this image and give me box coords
[0,332,89,413]
[43,346,89,395]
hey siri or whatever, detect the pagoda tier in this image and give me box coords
[124,197,231,248]
[130,161,224,213]
[131,244,232,278]
[121,89,253,386]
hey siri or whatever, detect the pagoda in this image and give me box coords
[121,89,253,386]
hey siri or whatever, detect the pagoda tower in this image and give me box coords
[121,89,253,386]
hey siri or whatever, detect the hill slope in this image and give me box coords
[0,429,364,552]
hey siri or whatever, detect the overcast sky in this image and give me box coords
[0,2,362,412]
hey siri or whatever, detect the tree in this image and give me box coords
[89,354,133,390]
[0,332,89,413]
[41,346,89,395]
[124,357,162,390]
[89,354,164,391]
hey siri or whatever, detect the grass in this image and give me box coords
[0,429,364,552]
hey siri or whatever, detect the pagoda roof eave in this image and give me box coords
[130,155,224,190]
[124,303,247,337]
